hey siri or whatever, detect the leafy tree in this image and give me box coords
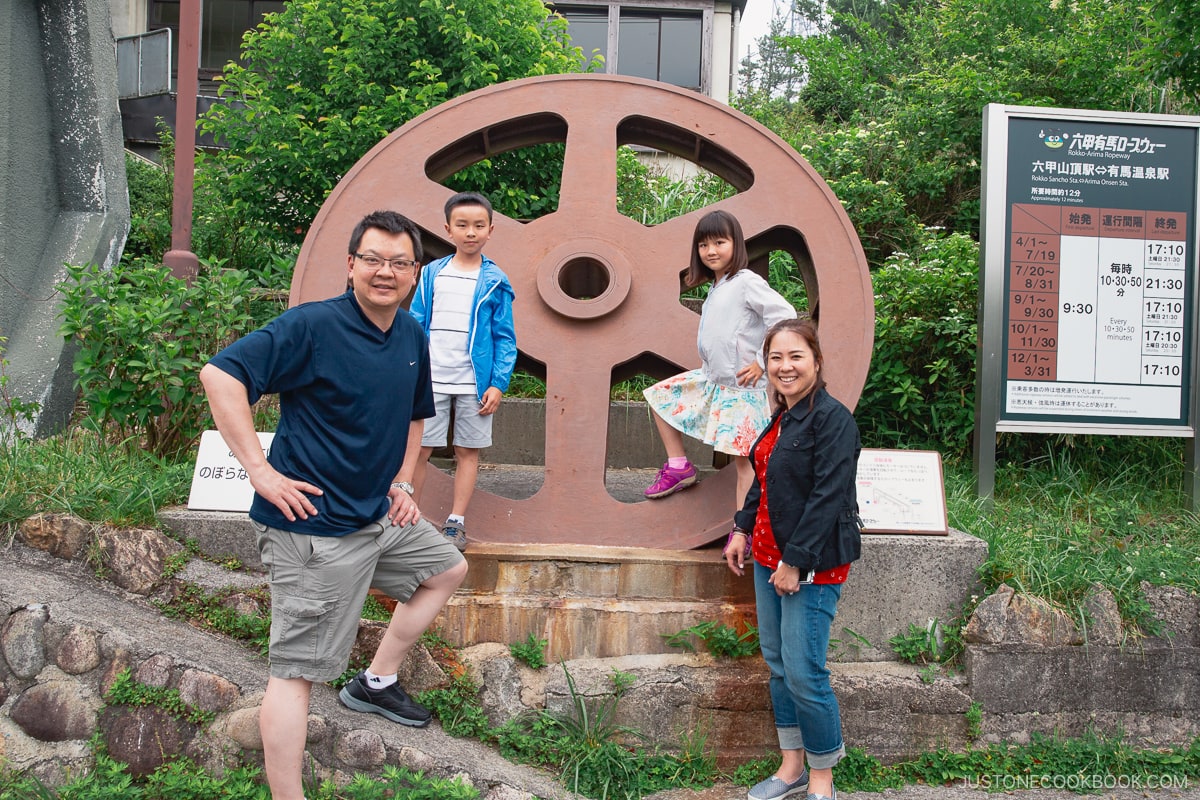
[741,0,1174,249]
[882,0,1159,233]
[794,0,924,48]
[201,0,587,242]
[739,11,813,104]
[1147,0,1200,108]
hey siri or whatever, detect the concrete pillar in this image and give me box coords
[0,0,130,437]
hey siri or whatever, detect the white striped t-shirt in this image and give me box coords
[428,264,479,395]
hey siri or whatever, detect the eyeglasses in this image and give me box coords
[354,253,419,273]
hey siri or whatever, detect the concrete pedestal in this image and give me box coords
[158,506,986,661]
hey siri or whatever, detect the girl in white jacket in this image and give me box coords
[643,210,796,513]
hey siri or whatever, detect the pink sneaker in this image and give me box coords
[644,461,698,499]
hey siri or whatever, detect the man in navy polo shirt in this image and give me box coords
[201,210,467,800]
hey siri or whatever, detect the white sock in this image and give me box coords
[447,514,465,525]
[364,669,397,689]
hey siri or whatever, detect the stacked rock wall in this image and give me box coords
[2,513,1198,792]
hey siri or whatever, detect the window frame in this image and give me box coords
[550,0,714,96]
[146,0,284,75]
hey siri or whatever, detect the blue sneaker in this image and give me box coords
[442,519,467,551]
[748,770,809,800]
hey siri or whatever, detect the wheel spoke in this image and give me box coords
[558,116,619,218]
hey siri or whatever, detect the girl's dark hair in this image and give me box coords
[763,317,825,410]
[685,210,750,288]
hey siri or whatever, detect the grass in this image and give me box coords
[842,731,1200,791]
[6,415,1193,640]
[0,423,192,536]
[489,664,719,800]
[729,733,1200,792]
[944,434,1200,635]
[0,746,481,799]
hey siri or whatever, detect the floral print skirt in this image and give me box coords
[643,369,771,456]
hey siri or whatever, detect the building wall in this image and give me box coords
[107,1,745,104]
[1,0,129,437]
[712,1,739,103]
[108,0,143,38]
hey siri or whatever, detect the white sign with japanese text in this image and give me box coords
[855,449,948,535]
[187,430,274,512]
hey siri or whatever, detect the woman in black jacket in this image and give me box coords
[724,318,862,800]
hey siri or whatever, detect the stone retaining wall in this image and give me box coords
[3,514,1198,792]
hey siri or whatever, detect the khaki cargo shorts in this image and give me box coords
[253,516,464,683]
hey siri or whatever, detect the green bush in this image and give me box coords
[125,127,294,278]
[857,229,978,456]
[58,261,281,459]
[124,151,173,264]
[201,0,590,241]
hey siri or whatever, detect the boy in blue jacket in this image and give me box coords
[409,192,517,550]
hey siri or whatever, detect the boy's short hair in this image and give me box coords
[444,191,494,224]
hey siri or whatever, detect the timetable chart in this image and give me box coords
[1007,226,1060,381]
[1004,203,1189,419]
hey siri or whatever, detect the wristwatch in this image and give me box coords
[390,481,414,495]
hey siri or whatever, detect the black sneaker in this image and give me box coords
[338,671,431,727]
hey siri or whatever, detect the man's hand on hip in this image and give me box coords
[250,464,323,522]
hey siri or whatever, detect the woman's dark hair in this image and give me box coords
[763,317,825,410]
[685,210,750,288]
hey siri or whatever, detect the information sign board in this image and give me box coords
[1000,115,1197,427]
[975,105,1200,503]
[856,449,948,535]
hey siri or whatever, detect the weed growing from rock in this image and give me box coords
[105,669,215,726]
[662,619,759,658]
[509,632,548,669]
[153,582,271,653]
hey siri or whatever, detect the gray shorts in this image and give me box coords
[254,517,465,682]
[420,392,493,449]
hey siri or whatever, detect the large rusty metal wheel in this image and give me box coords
[292,74,872,549]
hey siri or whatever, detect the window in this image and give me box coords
[552,2,710,94]
[148,0,284,72]
[617,12,701,89]
[558,7,609,67]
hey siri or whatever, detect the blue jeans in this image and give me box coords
[754,562,846,769]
